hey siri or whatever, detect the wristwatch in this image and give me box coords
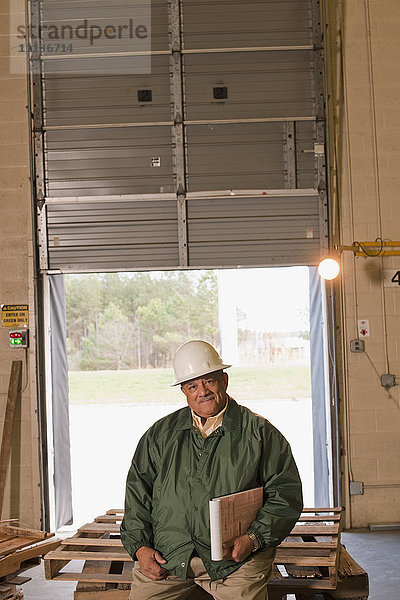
[247,531,261,552]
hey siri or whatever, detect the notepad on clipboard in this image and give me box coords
[209,486,263,561]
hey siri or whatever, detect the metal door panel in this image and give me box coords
[188,217,320,241]
[187,195,319,218]
[44,58,171,126]
[42,0,150,19]
[48,224,179,245]
[47,200,179,270]
[49,245,180,271]
[41,0,169,52]
[45,126,173,148]
[47,155,173,173]
[42,55,153,76]
[188,240,321,268]
[46,177,176,197]
[186,123,286,191]
[186,192,320,265]
[46,126,175,196]
[182,0,312,49]
[188,174,286,192]
[184,51,313,120]
[47,200,178,222]
[45,147,171,162]
[183,52,313,74]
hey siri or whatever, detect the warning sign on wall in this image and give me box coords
[1,304,29,328]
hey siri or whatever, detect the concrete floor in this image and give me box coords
[18,530,400,599]
[341,529,400,600]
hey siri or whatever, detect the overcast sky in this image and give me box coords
[217,267,310,333]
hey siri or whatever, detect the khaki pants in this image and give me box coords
[129,547,276,600]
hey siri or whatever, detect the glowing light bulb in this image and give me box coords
[318,258,340,280]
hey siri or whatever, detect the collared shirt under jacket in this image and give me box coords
[120,397,303,581]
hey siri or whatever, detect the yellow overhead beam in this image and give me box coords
[337,241,400,257]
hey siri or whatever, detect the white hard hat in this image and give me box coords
[171,340,231,386]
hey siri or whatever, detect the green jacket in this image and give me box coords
[120,397,303,581]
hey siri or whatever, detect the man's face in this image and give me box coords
[181,371,228,419]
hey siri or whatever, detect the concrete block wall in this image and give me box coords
[326,0,400,527]
[0,0,41,528]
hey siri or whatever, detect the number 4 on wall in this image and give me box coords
[391,271,400,285]
[384,270,400,287]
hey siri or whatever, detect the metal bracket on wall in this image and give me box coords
[33,130,45,201]
[37,204,49,271]
[311,0,329,255]
[169,0,188,268]
[30,0,47,285]
[37,203,49,271]
[285,121,297,189]
[177,195,188,267]
[30,0,46,200]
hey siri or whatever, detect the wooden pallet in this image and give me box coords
[0,524,60,579]
[43,507,368,598]
[93,507,344,592]
[327,545,369,600]
[44,507,353,598]
[0,581,24,600]
[270,507,343,592]
[70,547,369,600]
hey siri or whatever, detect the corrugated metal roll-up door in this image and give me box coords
[31,0,328,272]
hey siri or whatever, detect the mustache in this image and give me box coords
[198,394,215,402]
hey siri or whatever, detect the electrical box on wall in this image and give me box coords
[349,481,364,495]
[380,374,396,388]
[350,339,365,353]
[9,329,29,348]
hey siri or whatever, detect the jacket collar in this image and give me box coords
[220,396,241,434]
[175,396,241,434]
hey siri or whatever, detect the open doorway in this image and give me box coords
[48,266,331,530]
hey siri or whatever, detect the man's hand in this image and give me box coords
[222,533,254,563]
[136,546,168,580]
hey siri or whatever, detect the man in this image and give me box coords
[121,340,303,600]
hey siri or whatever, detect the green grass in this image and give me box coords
[68,365,311,405]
